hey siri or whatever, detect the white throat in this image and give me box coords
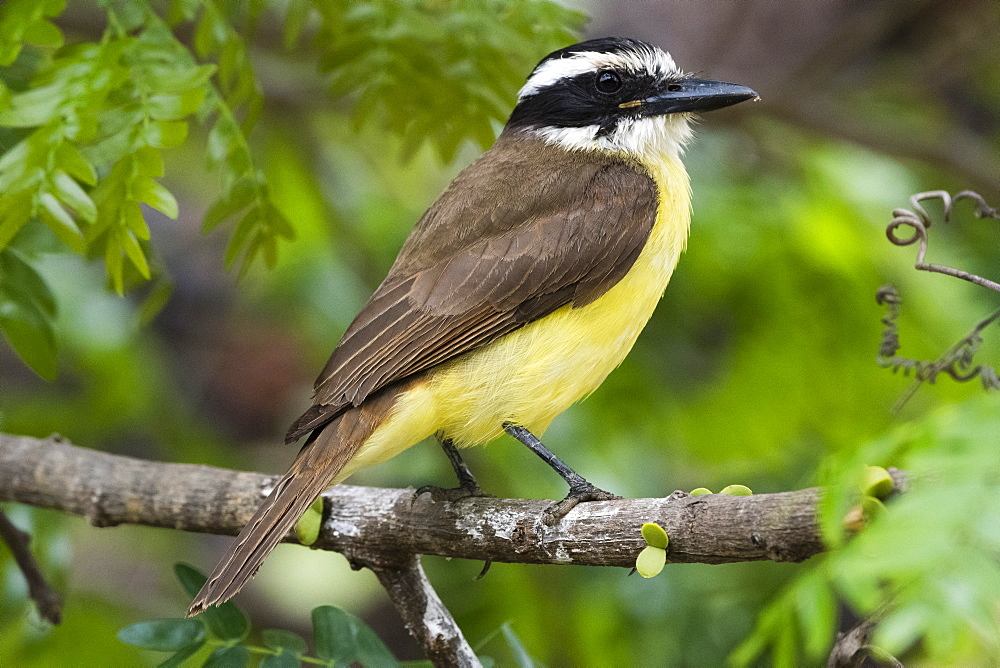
[530,114,694,164]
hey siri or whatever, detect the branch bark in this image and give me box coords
[0,433,828,568]
[366,554,481,667]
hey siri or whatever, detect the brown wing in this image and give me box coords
[286,134,658,442]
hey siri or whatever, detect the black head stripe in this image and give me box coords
[507,68,653,132]
[506,37,680,133]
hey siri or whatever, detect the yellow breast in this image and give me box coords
[429,154,692,446]
[338,154,691,480]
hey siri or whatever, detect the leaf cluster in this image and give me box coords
[119,563,398,667]
[0,0,287,376]
[731,394,1000,667]
[296,0,585,162]
[0,0,582,377]
[117,563,541,667]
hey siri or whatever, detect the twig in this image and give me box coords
[876,190,1000,410]
[0,507,63,624]
[364,554,481,667]
[827,617,903,668]
[876,286,1000,411]
[885,190,1000,292]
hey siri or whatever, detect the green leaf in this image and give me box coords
[689,487,712,496]
[149,88,206,121]
[136,177,179,218]
[134,146,165,178]
[0,83,64,126]
[224,206,260,268]
[202,644,250,668]
[55,143,97,185]
[0,194,33,250]
[263,201,295,239]
[0,301,57,379]
[158,641,205,668]
[312,605,397,666]
[105,233,125,294]
[122,200,151,240]
[147,120,189,148]
[117,618,206,651]
[352,619,398,667]
[861,495,886,521]
[121,229,151,279]
[203,179,256,233]
[312,605,355,664]
[139,279,173,324]
[794,572,836,659]
[38,192,86,252]
[174,563,208,598]
[206,118,235,165]
[283,0,310,49]
[147,64,217,94]
[862,466,894,500]
[0,80,11,112]
[262,629,308,656]
[0,248,56,316]
[640,522,669,549]
[720,484,753,496]
[22,18,63,48]
[202,602,251,644]
[259,650,301,668]
[295,496,324,546]
[772,608,799,668]
[51,170,97,222]
[174,563,250,642]
[635,545,666,578]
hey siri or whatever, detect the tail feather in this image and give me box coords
[187,386,402,616]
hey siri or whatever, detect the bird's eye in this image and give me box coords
[595,70,622,94]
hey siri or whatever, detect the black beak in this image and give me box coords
[638,78,758,115]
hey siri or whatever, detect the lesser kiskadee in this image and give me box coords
[189,37,757,614]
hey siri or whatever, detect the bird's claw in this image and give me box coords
[413,482,494,503]
[542,482,620,524]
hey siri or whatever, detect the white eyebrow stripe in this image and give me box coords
[517,48,680,100]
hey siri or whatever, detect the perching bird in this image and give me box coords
[189,37,757,615]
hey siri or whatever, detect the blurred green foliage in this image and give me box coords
[734,395,1000,666]
[1,1,999,667]
[0,0,582,377]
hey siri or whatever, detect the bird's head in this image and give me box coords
[505,37,758,162]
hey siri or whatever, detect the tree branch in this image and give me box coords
[0,507,62,624]
[1,432,861,665]
[365,554,481,667]
[0,433,831,569]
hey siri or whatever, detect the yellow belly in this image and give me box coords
[336,155,691,479]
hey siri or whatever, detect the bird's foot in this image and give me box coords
[415,436,493,503]
[543,481,620,524]
[414,480,494,503]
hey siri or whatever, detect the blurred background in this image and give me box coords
[2,0,999,665]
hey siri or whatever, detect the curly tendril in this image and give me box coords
[886,190,1000,292]
[877,190,1000,410]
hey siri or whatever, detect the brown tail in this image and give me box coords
[187,388,400,616]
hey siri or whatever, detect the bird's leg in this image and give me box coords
[415,436,493,502]
[502,422,620,522]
